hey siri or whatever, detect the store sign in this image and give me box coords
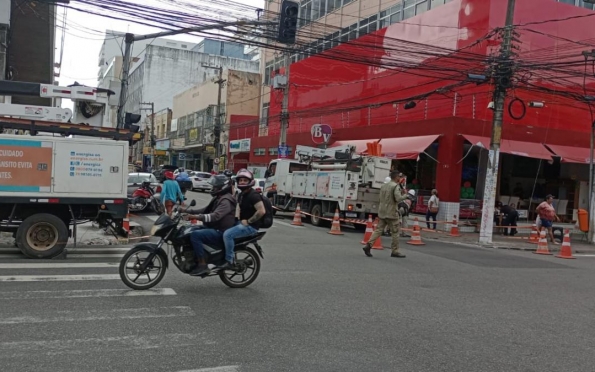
[185,127,202,146]
[230,138,251,153]
[156,139,170,151]
[311,124,332,144]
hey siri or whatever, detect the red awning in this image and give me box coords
[545,144,593,164]
[462,135,552,160]
[333,135,439,160]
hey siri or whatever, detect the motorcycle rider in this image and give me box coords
[219,169,265,270]
[176,168,191,195]
[181,175,237,276]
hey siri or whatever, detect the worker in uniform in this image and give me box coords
[363,170,408,258]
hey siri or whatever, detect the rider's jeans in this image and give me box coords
[190,229,223,259]
[222,222,258,263]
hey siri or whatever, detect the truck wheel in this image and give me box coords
[310,204,324,227]
[16,214,68,259]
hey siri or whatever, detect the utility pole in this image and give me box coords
[115,19,275,129]
[279,53,290,149]
[581,50,595,243]
[140,102,155,169]
[203,64,226,171]
[478,0,516,244]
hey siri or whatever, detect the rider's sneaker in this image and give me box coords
[190,264,211,276]
[217,261,235,271]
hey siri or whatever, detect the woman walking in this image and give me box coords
[426,189,439,230]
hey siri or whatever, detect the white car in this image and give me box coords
[252,178,266,194]
[191,171,213,192]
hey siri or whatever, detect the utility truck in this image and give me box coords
[264,145,391,227]
[0,80,141,258]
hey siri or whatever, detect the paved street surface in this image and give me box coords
[1,189,595,371]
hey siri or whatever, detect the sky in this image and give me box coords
[55,0,265,90]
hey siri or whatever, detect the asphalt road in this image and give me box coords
[1,190,594,371]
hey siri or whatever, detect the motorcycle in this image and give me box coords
[118,200,266,290]
[129,181,164,215]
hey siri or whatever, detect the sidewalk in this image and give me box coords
[408,229,595,254]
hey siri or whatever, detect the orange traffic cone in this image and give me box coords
[533,230,552,255]
[371,218,384,250]
[556,229,576,259]
[528,224,539,244]
[407,218,425,246]
[291,204,304,226]
[449,215,461,237]
[123,212,130,236]
[360,215,374,244]
[328,208,344,235]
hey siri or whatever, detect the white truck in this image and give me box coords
[264,145,391,227]
[0,80,141,258]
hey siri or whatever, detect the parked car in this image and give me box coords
[191,171,213,192]
[127,173,161,196]
[253,178,266,194]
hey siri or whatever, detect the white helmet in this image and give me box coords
[408,189,416,196]
[384,176,391,184]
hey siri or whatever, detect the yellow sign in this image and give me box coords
[142,148,167,156]
[205,146,215,153]
[188,128,199,143]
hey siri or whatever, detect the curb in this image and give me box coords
[423,237,595,254]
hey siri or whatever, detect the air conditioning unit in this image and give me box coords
[273,74,287,89]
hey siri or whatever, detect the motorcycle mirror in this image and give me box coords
[190,200,197,207]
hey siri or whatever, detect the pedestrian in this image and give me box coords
[362,170,408,258]
[161,171,184,216]
[536,194,560,244]
[398,189,416,237]
[501,203,519,236]
[426,189,439,229]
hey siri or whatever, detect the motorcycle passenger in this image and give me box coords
[176,168,191,195]
[220,169,265,270]
[161,171,184,216]
[181,175,237,276]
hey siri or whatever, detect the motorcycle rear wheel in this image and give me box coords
[219,247,261,288]
[119,246,167,290]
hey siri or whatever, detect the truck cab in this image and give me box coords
[264,159,310,197]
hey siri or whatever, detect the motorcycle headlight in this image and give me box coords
[150,224,163,236]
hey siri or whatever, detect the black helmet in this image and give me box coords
[208,175,232,196]
[223,169,233,178]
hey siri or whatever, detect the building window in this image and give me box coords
[166,41,176,46]
[261,103,269,127]
[181,44,187,49]
[254,148,266,156]
[578,0,594,9]
[269,147,279,155]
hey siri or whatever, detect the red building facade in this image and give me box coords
[237,0,595,217]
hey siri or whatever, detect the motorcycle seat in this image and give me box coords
[234,232,266,245]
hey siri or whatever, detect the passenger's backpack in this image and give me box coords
[260,195,274,228]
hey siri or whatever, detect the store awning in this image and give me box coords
[545,144,593,164]
[462,135,552,160]
[334,135,439,160]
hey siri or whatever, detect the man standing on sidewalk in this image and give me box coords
[362,170,409,258]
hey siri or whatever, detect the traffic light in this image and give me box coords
[150,135,156,147]
[124,112,141,132]
[277,0,299,44]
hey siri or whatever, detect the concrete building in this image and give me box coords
[247,0,595,228]
[1,0,57,106]
[191,39,252,60]
[171,69,261,171]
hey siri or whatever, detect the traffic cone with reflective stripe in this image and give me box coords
[123,213,130,236]
[291,204,304,226]
[449,215,461,237]
[360,215,374,244]
[328,208,344,235]
[556,229,575,259]
[533,230,552,255]
[371,218,384,250]
[407,218,425,245]
[528,224,539,244]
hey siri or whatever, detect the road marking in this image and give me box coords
[0,274,120,282]
[0,253,124,259]
[0,262,119,269]
[574,254,595,257]
[0,287,176,300]
[1,333,210,357]
[178,366,240,372]
[0,306,194,324]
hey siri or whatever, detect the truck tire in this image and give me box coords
[16,214,69,259]
[310,204,324,227]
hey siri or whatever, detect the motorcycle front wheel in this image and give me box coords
[151,199,164,215]
[219,247,261,289]
[119,246,167,290]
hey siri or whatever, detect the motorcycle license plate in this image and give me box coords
[346,212,357,218]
